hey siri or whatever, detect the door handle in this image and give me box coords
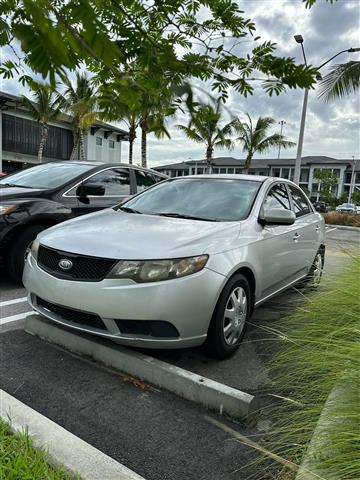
[293,232,300,242]
[315,225,320,232]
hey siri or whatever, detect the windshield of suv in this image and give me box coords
[0,162,95,189]
[117,178,262,222]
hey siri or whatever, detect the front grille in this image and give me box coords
[38,246,116,281]
[36,296,106,330]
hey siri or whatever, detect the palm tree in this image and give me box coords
[21,82,63,163]
[318,61,360,102]
[140,106,172,169]
[62,72,98,161]
[176,100,235,173]
[235,114,295,173]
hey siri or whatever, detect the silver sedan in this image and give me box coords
[23,175,325,359]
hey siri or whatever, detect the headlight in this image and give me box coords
[107,255,208,282]
[0,205,17,215]
[30,238,40,261]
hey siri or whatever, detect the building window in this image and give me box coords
[281,168,290,179]
[212,168,219,173]
[272,168,280,177]
[332,168,340,178]
[220,168,226,173]
[235,168,242,174]
[109,140,115,149]
[197,168,204,174]
[96,136,102,146]
[300,169,309,182]
[227,168,234,174]
[344,172,352,183]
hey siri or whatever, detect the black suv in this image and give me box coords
[0,161,167,282]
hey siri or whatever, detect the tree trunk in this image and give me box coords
[206,145,213,174]
[38,125,48,163]
[140,117,148,168]
[243,153,252,174]
[128,123,136,165]
[79,128,86,161]
[69,138,79,160]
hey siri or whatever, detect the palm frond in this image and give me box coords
[257,134,296,153]
[319,61,360,102]
[175,124,204,143]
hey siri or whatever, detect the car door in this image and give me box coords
[287,184,320,272]
[68,167,134,216]
[258,182,302,298]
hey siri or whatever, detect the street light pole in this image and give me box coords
[293,37,360,185]
[348,156,358,203]
[278,120,286,159]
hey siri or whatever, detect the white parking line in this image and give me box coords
[326,227,337,233]
[0,296,28,308]
[1,311,34,325]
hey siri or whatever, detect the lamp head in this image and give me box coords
[294,35,304,44]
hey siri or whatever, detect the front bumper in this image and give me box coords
[24,253,226,349]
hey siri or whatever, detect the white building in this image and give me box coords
[0,91,128,173]
[155,156,360,202]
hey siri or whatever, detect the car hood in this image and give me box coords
[39,208,241,259]
[0,186,46,199]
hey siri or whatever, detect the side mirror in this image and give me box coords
[76,183,105,197]
[259,208,296,226]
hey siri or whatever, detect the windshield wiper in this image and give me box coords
[118,206,143,214]
[0,183,32,188]
[157,212,218,222]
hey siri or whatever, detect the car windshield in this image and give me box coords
[0,162,95,189]
[117,178,262,222]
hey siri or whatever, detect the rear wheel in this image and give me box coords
[6,224,47,284]
[301,249,324,289]
[205,274,251,359]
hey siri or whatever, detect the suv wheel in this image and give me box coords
[6,224,46,284]
[205,274,251,359]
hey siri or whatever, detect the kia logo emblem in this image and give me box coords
[58,259,73,271]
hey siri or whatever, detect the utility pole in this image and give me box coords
[278,121,286,159]
[348,155,357,203]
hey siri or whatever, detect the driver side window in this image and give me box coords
[264,183,291,211]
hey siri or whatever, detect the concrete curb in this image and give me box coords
[326,224,359,232]
[0,389,145,480]
[25,315,259,420]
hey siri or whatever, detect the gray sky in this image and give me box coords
[1,0,359,167]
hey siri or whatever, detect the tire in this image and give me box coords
[6,224,47,284]
[205,274,251,360]
[301,249,324,289]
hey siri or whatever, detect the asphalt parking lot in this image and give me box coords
[0,226,359,479]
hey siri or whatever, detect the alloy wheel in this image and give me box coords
[223,286,247,345]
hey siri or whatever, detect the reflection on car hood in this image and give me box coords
[39,208,241,259]
[0,186,45,199]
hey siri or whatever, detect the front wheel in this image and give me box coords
[205,274,251,360]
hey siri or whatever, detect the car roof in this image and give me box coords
[40,161,167,176]
[170,173,297,183]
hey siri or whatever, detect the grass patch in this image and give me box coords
[0,417,74,479]
[324,211,360,227]
[254,254,360,479]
